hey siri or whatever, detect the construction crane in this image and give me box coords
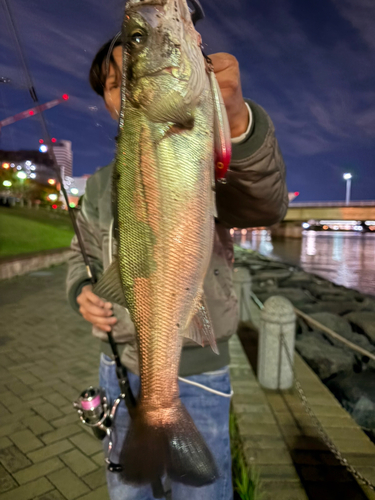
[0,94,69,130]
[288,192,300,202]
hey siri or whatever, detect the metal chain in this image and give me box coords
[280,332,375,491]
[244,285,375,491]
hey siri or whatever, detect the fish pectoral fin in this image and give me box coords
[92,259,128,308]
[184,298,219,355]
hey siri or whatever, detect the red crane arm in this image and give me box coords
[0,94,69,129]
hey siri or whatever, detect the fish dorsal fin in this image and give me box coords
[93,259,128,309]
[184,297,219,355]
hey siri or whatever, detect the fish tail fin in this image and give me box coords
[119,408,165,486]
[119,402,218,487]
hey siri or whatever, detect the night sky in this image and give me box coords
[0,0,374,202]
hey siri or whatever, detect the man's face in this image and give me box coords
[103,46,122,121]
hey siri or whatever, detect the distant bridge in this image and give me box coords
[270,201,375,238]
[285,201,375,222]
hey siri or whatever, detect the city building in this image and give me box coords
[52,140,73,183]
[0,149,55,185]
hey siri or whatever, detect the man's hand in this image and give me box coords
[77,285,117,333]
[209,53,249,139]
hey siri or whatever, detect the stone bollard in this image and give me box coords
[258,296,296,390]
[233,266,252,322]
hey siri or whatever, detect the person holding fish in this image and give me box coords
[67,0,288,498]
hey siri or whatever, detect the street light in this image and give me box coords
[343,173,352,205]
[17,171,27,180]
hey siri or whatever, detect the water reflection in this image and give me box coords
[233,229,274,256]
[233,229,375,296]
[305,231,317,257]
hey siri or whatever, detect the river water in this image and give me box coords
[233,230,375,297]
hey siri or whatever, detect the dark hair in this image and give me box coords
[89,37,122,97]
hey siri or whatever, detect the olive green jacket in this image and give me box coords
[66,100,288,376]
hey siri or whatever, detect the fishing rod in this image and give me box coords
[2,0,137,384]
[3,0,206,496]
[2,0,137,462]
[2,0,94,283]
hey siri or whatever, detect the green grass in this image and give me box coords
[0,206,72,228]
[230,412,263,500]
[0,207,74,258]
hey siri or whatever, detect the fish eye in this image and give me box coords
[130,30,145,46]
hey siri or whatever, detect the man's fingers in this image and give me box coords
[80,303,113,318]
[85,291,106,307]
[77,286,118,331]
[209,53,238,74]
[94,323,112,333]
[82,312,117,326]
[77,290,104,308]
[209,53,241,101]
[92,315,117,325]
[215,72,239,93]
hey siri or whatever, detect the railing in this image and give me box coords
[289,201,375,208]
[233,267,375,492]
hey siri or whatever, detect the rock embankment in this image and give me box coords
[234,246,375,439]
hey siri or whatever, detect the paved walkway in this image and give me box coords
[235,310,375,500]
[0,265,109,500]
[1,264,375,500]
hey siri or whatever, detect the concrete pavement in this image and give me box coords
[1,263,375,500]
[0,264,109,500]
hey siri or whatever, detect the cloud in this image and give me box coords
[201,0,375,157]
[0,0,121,121]
[1,0,375,187]
[332,0,375,52]
[355,107,375,137]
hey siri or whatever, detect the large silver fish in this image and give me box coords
[95,0,231,487]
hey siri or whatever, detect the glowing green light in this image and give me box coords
[3,180,12,187]
[17,171,27,179]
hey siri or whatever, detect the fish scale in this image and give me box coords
[94,0,231,487]
[116,98,217,483]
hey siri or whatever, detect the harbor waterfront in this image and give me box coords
[232,244,375,497]
[233,243,375,443]
[233,229,375,297]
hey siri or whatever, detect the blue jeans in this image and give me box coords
[99,353,233,500]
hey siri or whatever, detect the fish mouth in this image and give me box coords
[139,66,178,79]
